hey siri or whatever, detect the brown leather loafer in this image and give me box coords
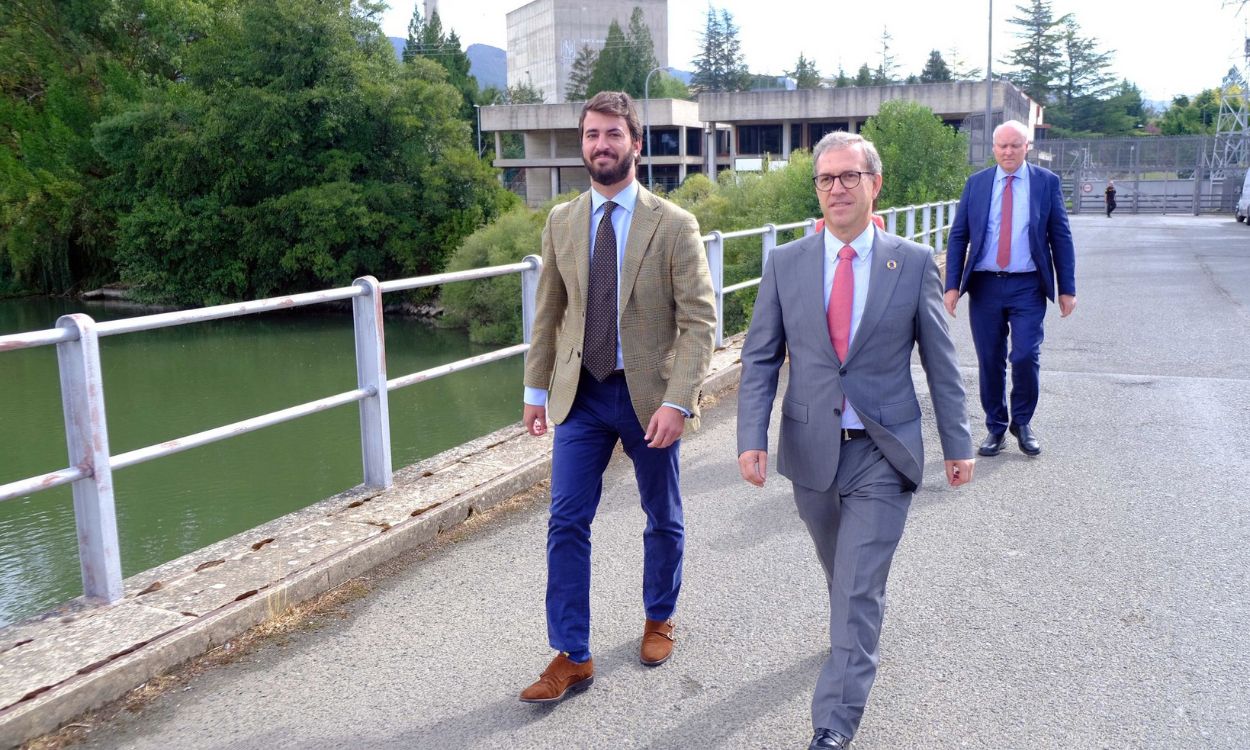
[519,653,594,704]
[640,618,675,666]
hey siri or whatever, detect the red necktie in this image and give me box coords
[997,175,1014,270]
[827,245,856,361]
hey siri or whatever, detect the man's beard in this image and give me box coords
[583,150,634,186]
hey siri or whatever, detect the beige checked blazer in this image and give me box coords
[524,185,716,430]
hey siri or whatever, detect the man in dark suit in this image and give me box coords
[944,120,1077,457]
[519,91,716,703]
[737,131,974,749]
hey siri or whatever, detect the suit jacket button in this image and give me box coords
[839,368,847,376]
[834,408,842,417]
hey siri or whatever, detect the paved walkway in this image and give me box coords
[18,215,1250,748]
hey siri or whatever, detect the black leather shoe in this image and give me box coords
[978,431,1007,456]
[1010,423,1041,456]
[809,729,851,749]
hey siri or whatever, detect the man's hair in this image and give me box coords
[993,120,1030,144]
[579,91,643,147]
[811,131,883,177]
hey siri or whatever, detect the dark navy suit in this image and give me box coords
[946,162,1076,433]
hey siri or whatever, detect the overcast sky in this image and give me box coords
[381,0,1249,104]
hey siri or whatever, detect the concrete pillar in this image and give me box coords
[706,124,717,182]
[848,119,858,134]
[550,168,559,198]
[782,121,791,158]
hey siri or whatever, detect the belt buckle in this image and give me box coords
[840,428,853,441]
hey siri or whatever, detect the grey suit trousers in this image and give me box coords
[791,435,912,738]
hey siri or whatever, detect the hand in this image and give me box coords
[738,450,768,487]
[1058,294,1076,318]
[943,289,959,318]
[644,406,685,449]
[945,459,975,487]
[523,404,548,436]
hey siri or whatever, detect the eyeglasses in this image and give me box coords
[813,171,875,191]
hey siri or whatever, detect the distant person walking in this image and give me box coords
[1104,180,1117,217]
[944,119,1077,458]
[519,91,716,704]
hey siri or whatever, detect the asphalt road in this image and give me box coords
[78,214,1250,749]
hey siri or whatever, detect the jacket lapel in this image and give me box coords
[794,234,836,362]
[619,186,661,306]
[845,231,902,365]
[570,192,592,309]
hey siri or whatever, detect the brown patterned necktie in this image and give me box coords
[583,200,618,381]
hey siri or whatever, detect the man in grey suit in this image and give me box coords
[737,131,975,749]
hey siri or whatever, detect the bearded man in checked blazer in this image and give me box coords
[518,91,716,704]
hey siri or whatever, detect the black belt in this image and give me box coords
[840,428,868,441]
[977,270,1033,278]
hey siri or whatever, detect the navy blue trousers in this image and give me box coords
[546,369,683,663]
[967,271,1047,434]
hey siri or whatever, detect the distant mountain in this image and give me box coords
[467,44,506,91]
[386,37,507,92]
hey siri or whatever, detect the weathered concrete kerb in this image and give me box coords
[0,340,747,749]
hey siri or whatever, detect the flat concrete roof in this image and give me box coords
[480,98,704,131]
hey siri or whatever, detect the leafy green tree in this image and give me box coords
[786,53,822,89]
[1159,90,1220,135]
[587,20,632,95]
[1004,0,1067,103]
[648,72,691,100]
[859,100,971,209]
[403,8,478,131]
[0,0,215,294]
[854,63,874,86]
[919,50,952,83]
[586,8,657,98]
[1054,16,1115,106]
[93,0,511,305]
[565,45,598,101]
[691,7,750,93]
[833,66,852,88]
[505,74,546,104]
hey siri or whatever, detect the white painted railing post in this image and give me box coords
[762,223,778,272]
[521,255,542,345]
[886,209,898,235]
[922,204,933,246]
[706,231,725,348]
[56,314,123,603]
[351,276,392,489]
[803,217,818,237]
[905,207,916,240]
[934,202,946,253]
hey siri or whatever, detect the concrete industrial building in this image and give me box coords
[480,80,1043,207]
[506,0,668,104]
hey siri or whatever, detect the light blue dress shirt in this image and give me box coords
[524,182,690,418]
[975,164,1037,273]
[823,222,875,430]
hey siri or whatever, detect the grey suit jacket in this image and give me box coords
[736,229,972,492]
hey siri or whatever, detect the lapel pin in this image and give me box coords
[886,260,898,270]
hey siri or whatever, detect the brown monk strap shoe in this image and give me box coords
[519,653,594,704]
[640,618,676,666]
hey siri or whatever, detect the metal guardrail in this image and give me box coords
[0,263,543,604]
[0,199,957,609]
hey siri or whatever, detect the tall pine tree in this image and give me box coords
[565,45,598,101]
[1004,0,1066,103]
[919,50,952,83]
[786,53,822,89]
[691,7,749,93]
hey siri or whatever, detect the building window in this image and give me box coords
[791,123,803,151]
[648,128,680,156]
[686,128,702,157]
[810,122,847,143]
[737,124,783,155]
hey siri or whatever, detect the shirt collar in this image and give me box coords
[824,221,875,262]
[995,163,1028,184]
[591,180,639,216]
